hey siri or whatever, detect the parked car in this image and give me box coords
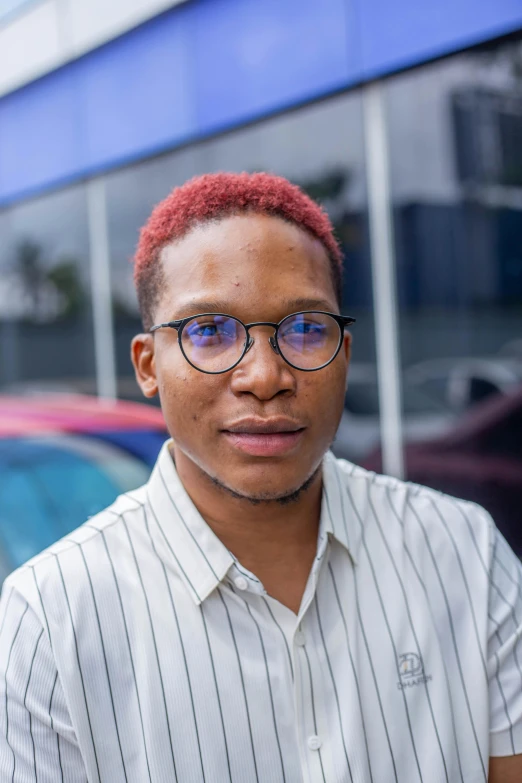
[498,338,522,359]
[404,356,522,412]
[363,385,522,558]
[0,395,168,580]
[332,363,454,463]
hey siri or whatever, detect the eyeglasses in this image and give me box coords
[149,310,356,374]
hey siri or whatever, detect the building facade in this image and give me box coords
[1,0,522,547]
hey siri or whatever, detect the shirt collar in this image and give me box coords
[145,441,234,604]
[320,450,361,565]
[145,441,360,605]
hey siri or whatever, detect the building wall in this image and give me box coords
[0,0,187,96]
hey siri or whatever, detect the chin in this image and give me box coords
[217,458,320,503]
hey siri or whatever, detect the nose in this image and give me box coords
[230,325,296,400]
[244,334,280,357]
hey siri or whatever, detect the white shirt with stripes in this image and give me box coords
[0,441,521,782]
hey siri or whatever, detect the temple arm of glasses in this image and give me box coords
[149,320,183,333]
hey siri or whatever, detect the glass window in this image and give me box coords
[106,91,379,465]
[105,147,202,402]
[381,37,522,556]
[0,185,95,394]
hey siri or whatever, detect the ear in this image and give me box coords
[342,330,352,363]
[131,333,158,398]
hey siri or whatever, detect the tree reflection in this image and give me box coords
[14,241,86,323]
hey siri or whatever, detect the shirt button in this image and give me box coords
[307,735,322,751]
[234,576,248,591]
[294,630,306,646]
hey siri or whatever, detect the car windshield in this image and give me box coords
[0,434,157,576]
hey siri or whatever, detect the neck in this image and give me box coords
[171,445,323,613]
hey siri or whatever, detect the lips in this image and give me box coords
[222,418,306,457]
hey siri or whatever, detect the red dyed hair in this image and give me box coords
[133,171,343,329]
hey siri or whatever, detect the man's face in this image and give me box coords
[133,213,351,500]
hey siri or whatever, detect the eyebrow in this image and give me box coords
[169,297,336,321]
[170,301,230,320]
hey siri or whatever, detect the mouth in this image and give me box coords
[222,418,306,457]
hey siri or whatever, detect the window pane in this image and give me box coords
[382,37,522,556]
[106,147,201,401]
[106,92,379,465]
[0,185,95,393]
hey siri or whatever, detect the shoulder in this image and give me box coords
[329,453,495,566]
[2,487,148,630]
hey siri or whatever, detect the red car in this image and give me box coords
[364,387,522,557]
[0,395,168,580]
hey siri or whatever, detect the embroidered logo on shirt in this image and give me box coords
[397,652,432,690]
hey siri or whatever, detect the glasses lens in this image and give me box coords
[181,315,246,372]
[277,312,341,370]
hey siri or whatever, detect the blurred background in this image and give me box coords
[0,0,522,576]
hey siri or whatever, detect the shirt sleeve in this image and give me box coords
[0,579,88,782]
[487,523,522,757]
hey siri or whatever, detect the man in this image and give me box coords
[0,172,520,782]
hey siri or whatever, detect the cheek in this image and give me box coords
[156,357,222,434]
[300,366,347,430]
[302,363,346,403]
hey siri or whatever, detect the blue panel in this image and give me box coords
[78,9,195,170]
[0,8,197,203]
[192,0,360,133]
[0,64,83,201]
[357,0,522,77]
[0,0,522,205]
[0,0,357,206]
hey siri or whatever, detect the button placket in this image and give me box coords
[293,612,331,781]
[291,536,329,781]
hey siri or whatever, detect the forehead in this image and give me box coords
[158,213,337,319]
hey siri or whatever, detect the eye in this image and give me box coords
[287,321,323,334]
[194,323,218,337]
[185,318,238,345]
[281,320,326,338]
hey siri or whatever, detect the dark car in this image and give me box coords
[363,387,522,557]
[0,394,168,580]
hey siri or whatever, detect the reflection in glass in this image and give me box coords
[372,37,522,556]
[0,186,95,393]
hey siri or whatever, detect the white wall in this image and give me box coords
[0,0,187,96]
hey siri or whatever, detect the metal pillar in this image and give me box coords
[363,81,404,479]
[87,179,117,401]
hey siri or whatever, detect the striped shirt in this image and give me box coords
[0,441,521,782]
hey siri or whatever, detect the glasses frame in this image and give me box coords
[149,310,356,374]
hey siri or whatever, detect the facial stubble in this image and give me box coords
[208,462,323,506]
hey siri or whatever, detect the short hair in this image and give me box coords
[133,171,343,330]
